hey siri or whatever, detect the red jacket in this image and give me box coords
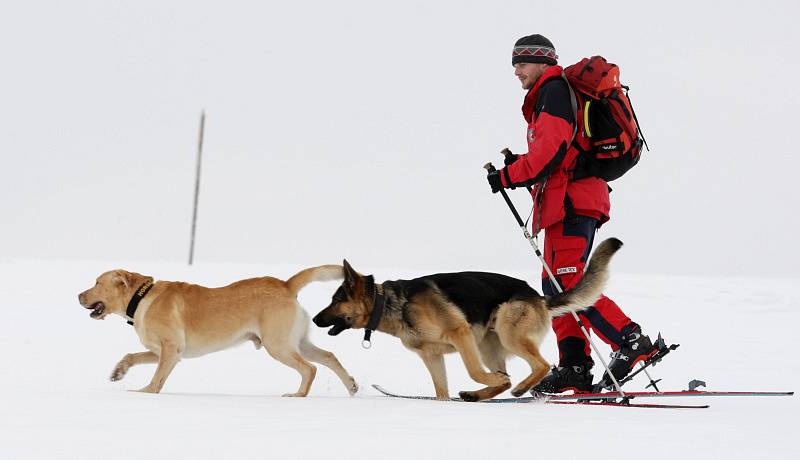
[500,65,610,232]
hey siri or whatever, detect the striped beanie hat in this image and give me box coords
[512,34,558,66]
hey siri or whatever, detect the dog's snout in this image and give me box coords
[312,311,327,327]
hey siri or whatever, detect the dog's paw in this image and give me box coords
[347,377,359,396]
[110,361,129,382]
[510,386,529,398]
[281,392,307,397]
[458,390,480,402]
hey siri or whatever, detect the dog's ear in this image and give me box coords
[112,270,132,289]
[343,259,358,285]
[342,259,361,296]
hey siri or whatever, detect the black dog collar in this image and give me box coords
[126,280,154,326]
[362,277,385,349]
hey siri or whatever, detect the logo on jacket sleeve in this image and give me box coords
[556,266,577,275]
[528,128,535,143]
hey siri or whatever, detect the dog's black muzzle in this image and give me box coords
[313,309,351,336]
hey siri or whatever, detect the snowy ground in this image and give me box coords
[1,258,797,459]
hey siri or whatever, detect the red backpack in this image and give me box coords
[563,56,648,182]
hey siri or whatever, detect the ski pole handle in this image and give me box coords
[498,148,533,193]
[501,147,522,167]
[483,162,497,173]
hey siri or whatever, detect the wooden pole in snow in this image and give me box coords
[189,110,205,265]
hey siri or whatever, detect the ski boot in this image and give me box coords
[530,361,594,395]
[598,323,658,388]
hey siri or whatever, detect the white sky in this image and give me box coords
[2,0,799,277]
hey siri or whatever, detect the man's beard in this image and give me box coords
[522,77,534,90]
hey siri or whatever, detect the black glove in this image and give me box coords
[501,148,519,166]
[487,169,503,194]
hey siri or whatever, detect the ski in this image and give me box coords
[535,389,795,401]
[546,400,709,409]
[372,384,793,406]
[372,385,456,401]
[372,384,534,403]
[372,384,547,404]
[372,384,707,408]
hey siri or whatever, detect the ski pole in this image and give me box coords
[484,161,625,396]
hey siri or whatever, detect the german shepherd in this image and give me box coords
[312,238,622,401]
[78,265,358,397]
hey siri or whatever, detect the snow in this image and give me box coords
[1,258,797,459]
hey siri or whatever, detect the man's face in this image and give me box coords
[514,62,549,90]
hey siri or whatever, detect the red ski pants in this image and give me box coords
[541,216,633,366]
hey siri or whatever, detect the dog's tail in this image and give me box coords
[546,238,623,317]
[286,265,344,294]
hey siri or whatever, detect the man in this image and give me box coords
[486,34,657,393]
